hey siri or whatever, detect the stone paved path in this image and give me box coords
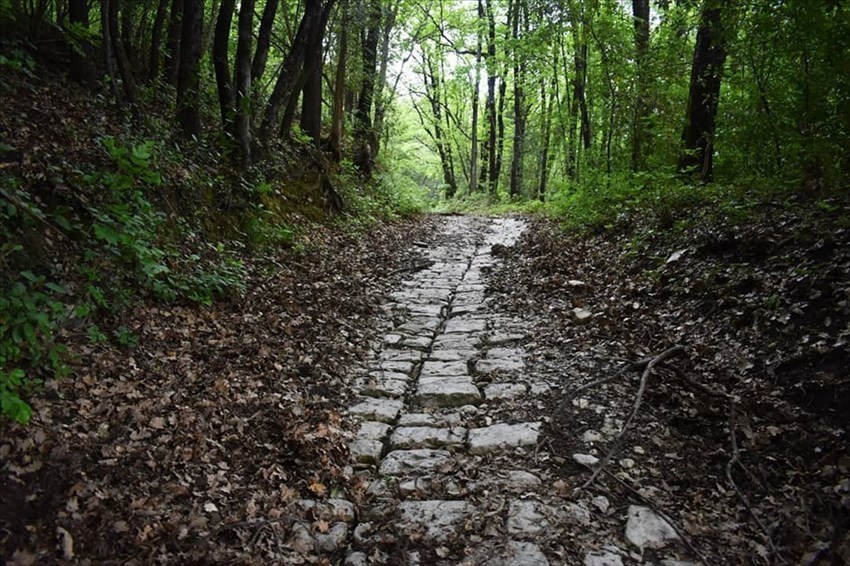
[342,216,578,565]
[280,216,688,565]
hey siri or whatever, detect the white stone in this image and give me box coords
[486,541,549,566]
[467,422,540,454]
[573,453,599,466]
[378,449,451,476]
[476,358,525,373]
[348,398,404,423]
[484,382,528,399]
[625,505,679,549]
[570,307,593,324]
[357,421,391,441]
[350,439,383,464]
[506,500,551,536]
[390,426,467,449]
[584,548,623,566]
[416,377,482,407]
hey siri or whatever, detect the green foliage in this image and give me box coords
[336,160,428,230]
[0,190,70,424]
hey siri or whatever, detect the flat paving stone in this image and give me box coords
[484,382,528,399]
[416,377,482,407]
[397,412,463,427]
[374,360,416,375]
[350,439,383,464]
[420,360,469,378]
[486,347,524,359]
[357,421,392,441]
[384,350,424,363]
[506,500,553,537]
[444,318,488,334]
[427,349,475,362]
[399,336,433,351]
[432,334,481,351]
[362,378,408,398]
[390,426,467,449]
[397,500,475,542]
[379,449,452,476]
[467,422,541,454]
[348,398,404,423]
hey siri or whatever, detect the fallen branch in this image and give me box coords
[575,345,685,493]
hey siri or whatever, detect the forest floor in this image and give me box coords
[3,200,850,564]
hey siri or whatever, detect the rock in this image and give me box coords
[625,505,679,549]
[375,360,416,375]
[573,454,599,466]
[398,477,432,496]
[564,502,592,525]
[362,379,408,398]
[618,458,635,469]
[400,336,433,351]
[485,347,524,359]
[570,307,593,324]
[432,334,481,351]
[467,422,540,454]
[397,412,463,427]
[484,382,527,399]
[486,541,549,566]
[592,495,610,514]
[378,449,451,476]
[428,349,474,362]
[444,318,488,334]
[350,439,383,464]
[420,360,470,378]
[506,500,551,536]
[397,500,475,542]
[345,552,368,566]
[357,421,392,441]
[582,430,604,443]
[416,377,482,407]
[390,426,467,449]
[584,547,624,566]
[288,522,348,554]
[348,398,404,423]
[567,279,588,288]
[503,470,542,489]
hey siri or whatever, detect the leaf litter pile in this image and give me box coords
[0,216,438,564]
[487,200,850,564]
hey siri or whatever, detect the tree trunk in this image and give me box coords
[101,0,124,109]
[372,3,399,156]
[176,0,203,138]
[631,0,650,171]
[146,0,169,83]
[109,0,137,104]
[163,0,183,86]
[538,72,554,200]
[299,0,324,144]
[251,0,279,81]
[679,0,728,182]
[329,0,348,160]
[508,0,525,198]
[213,0,236,130]
[234,0,255,165]
[484,0,497,196]
[201,0,221,55]
[469,0,483,193]
[422,54,457,198]
[353,0,381,173]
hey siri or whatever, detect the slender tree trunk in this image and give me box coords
[299,0,324,144]
[508,0,525,198]
[679,0,728,182]
[423,54,457,198]
[176,0,203,138]
[146,0,169,83]
[538,73,554,201]
[484,0,497,196]
[260,12,310,145]
[329,0,348,159]
[469,0,483,193]
[632,0,650,171]
[101,0,124,109]
[353,0,381,173]
[163,0,183,86]
[213,0,236,130]
[109,0,137,104]
[372,3,399,156]
[201,0,221,55]
[234,0,254,164]
[251,0,279,81]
